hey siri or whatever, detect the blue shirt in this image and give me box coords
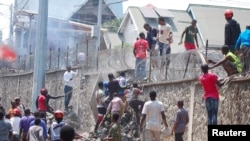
[146,27,158,49]
[19,115,35,133]
[30,119,47,139]
[235,29,250,50]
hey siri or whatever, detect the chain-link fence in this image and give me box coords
[0,46,226,82]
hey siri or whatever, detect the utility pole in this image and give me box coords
[31,0,48,112]
[9,4,13,45]
[95,0,102,71]
[95,0,127,71]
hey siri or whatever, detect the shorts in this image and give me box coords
[226,61,238,73]
[184,42,196,50]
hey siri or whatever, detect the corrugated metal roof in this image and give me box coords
[103,32,122,49]
[139,7,158,18]
[129,7,146,33]
[154,8,175,18]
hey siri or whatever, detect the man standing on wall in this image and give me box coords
[133,32,149,82]
[199,64,221,125]
[63,66,77,111]
[235,25,250,72]
[224,9,241,53]
[156,17,172,67]
[178,19,199,51]
[144,23,158,68]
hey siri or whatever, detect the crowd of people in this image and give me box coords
[0,100,82,141]
[0,65,82,141]
[99,10,250,141]
[1,8,250,141]
[92,71,190,141]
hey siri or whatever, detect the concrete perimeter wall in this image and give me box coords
[0,70,250,140]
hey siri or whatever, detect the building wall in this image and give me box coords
[122,17,138,45]
[0,70,250,140]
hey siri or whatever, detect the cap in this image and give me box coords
[54,110,64,118]
[14,97,20,100]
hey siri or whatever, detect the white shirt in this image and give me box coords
[63,70,77,87]
[49,121,65,141]
[96,89,106,108]
[142,100,165,131]
[10,116,21,135]
[27,125,44,141]
[116,76,127,88]
[158,24,172,44]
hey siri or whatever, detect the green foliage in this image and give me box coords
[102,18,122,32]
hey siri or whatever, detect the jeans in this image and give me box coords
[175,132,184,141]
[64,85,73,109]
[135,58,146,81]
[205,98,219,125]
[156,42,170,67]
[157,42,170,56]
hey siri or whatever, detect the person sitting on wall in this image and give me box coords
[208,45,243,76]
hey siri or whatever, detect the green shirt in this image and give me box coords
[184,26,198,43]
[225,51,243,73]
[108,123,121,141]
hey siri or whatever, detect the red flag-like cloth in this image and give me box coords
[0,45,16,62]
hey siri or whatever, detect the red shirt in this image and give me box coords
[199,73,219,99]
[38,95,47,111]
[134,39,148,59]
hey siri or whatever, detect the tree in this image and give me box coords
[102,18,122,32]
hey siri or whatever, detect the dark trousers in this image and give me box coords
[64,85,73,109]
[241,47,250,72]
[175,132,184,141]
[94,107,107,132]
[129,100,144,124]
[13,134,19,141]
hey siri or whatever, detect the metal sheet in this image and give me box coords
[154,8,175,18]
[139,7,158,18]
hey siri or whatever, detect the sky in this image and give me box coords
[1,0,250,41]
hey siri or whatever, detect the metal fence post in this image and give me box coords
[29,45,32,71]
[86,39,88,67]
[58,48,60,69]
[23,55,26,71]
[49,47,52,69]
[18,55,20,73]
[75,43,78,66]
[66,46,69,66]
[205,40,208,63]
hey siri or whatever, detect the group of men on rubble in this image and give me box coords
[93,71,190,141]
